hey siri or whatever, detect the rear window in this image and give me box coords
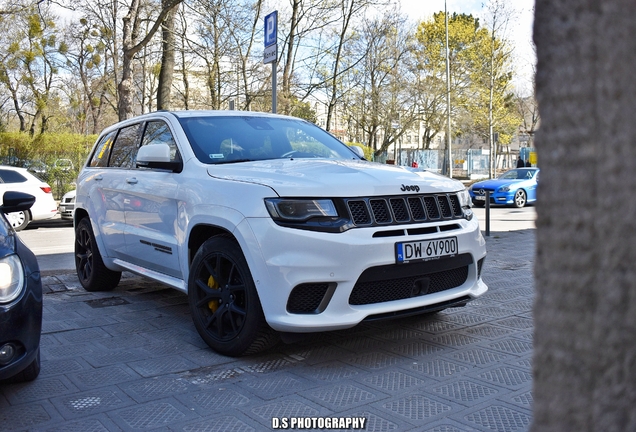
[109,124,141,168]
[0,169,27,184]
[90,130,118,168]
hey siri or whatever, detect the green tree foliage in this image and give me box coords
[0,132,96,197]
[288,97,317,124]
[415,13,482,148]
[415,12,521,152]
[0,4,64,134]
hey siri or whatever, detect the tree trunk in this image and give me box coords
[118,51,135,120]
[117,0,183,120]
[8,87,26,132]
[281,0,300,115]
[326,0,355,131]
[157,4,177,110]
[532,0,636,431]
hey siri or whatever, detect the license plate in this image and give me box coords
[474,196,485,201]
[396,237,458,263]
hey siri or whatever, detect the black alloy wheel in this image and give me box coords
[75,217,121,291]
[188,236,278,356]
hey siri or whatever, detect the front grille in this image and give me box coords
[347,201,371,225]
[424,197,441,219]
[346,193,463,227]
[473,188,495,197]
[369,199,391,223]
[287,283,335,314]
[349,254,472,306]
[408,197,426,220]
[390,198,410,222]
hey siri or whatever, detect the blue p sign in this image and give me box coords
[265,11,277,47]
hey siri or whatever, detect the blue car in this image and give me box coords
[469,168,539,208]
[0,191,42,382]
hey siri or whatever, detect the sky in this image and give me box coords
[398,0,536,94]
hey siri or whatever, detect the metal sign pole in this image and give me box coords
[272,61,277,114]
[485,191,491,236]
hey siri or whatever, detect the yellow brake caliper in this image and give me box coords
[207,275,220,313]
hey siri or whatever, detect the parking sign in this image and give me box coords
[264,11,277,48]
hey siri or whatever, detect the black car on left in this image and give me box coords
[0,191,42,382]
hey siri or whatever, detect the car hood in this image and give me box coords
[472,178,524,190]
[207,159,462,196]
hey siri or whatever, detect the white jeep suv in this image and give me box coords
[74,110,487,356]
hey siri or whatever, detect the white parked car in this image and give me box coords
[0,166,58,230]
[58,190,76,220]
[74,111,488,356]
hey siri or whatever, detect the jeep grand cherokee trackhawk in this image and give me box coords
[74,111,487,356]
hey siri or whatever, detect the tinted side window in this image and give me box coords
[140,121,181,162]
[109,124,141,168]
[89,130,117,168]
[0,169,27,183]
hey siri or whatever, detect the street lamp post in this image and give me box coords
[445,0,452,178]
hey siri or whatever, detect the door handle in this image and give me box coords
[94,175,103,181]
[126,177,138,185]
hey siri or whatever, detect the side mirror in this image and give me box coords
[136,144,182,173]
[349,146,365,159]
[1,191,35,213]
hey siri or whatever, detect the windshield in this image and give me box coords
[177,116,360,164]
[499,168,536,180]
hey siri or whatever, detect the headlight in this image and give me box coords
[265,198,338,221]
[498,186,510,192]
[0,254,25,303]
[456,188,474,221]
[457,188,471,207]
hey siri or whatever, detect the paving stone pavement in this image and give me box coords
[0,229,535,432]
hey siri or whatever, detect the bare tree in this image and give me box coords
[516,63,539,147]
[60,18,116,134]
[342,11,417,158]
[156,0,177,110]
[118,0,183,120]
[277,0,338,115]
[322,0,386,132]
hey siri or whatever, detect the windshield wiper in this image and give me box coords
[215,159,254,164]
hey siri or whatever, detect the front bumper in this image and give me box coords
[470,191,515,205]
[58,204,75,220]
[240,216,488,333]
[0,243,42,381]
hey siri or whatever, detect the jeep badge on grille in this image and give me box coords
[401,184,420,192]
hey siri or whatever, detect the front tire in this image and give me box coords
[188,236,279,356]
[5,211,30,231]
[75,217,121,291]
[513,190,527,208]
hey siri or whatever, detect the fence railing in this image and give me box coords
[375,148,536,179]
